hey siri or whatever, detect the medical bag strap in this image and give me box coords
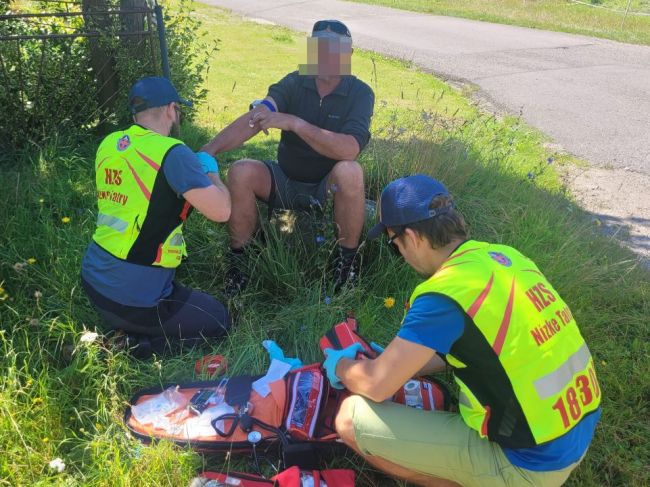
[211,375,255,436]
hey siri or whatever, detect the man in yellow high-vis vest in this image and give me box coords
[325,175,601,486]
[81,77,232,358]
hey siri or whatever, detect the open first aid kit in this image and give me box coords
[194,466,355,486]
[124,315,452,469]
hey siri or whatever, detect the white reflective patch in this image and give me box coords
[97,213,128,233]
[534,343,591,400]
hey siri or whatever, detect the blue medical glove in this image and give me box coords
[262,340,303,370]
[370,342,385,355]
[196,151,219,174]
[323,343,365,390]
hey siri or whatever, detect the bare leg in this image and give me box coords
[335,397,462,487]
[226,159,272,249]
[328,160,365,249]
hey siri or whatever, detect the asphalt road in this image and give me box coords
[200,0,650,263]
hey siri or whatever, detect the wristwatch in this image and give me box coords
[249,99,276,112]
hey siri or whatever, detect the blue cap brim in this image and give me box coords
[367,222,386,241]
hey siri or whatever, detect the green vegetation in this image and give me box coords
[1,3,649,485]
[345,0,650,45]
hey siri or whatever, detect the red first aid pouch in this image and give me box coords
[197,466,355,487]
[318,314,377,359]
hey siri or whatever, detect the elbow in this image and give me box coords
[360,377,393,403]
[211,197,231,223]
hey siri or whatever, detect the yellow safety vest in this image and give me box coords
[92,124,192,268]
[406,240,601,448]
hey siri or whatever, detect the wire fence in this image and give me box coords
[0,0,171,150]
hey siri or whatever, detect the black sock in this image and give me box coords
[339,245,359,261]
[228,247,246,267]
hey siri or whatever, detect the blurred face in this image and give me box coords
[387,227,434,277]
[299,36,352,77]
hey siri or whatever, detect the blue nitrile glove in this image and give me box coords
[196,151,219,174]
[323,343,365,390]
[262,340,303,370]
[370,342,385,355]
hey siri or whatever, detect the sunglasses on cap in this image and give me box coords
[312,20,351,37]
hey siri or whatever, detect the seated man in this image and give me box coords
[81,77,232,358]
[202,19,375,294]
[325,175,601,486]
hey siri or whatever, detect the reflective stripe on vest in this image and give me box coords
[406,241,601,447]
[91,125,188,268]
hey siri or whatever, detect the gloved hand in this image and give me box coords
[195,151,219,174]
[370,342,385,355]
[323,343,364,390]
[262,340,303,370]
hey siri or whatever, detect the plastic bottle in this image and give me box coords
[404,380,424,409]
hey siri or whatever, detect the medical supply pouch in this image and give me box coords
[196,466,355,486]
[124,363,346,468]
[319,316,452,411]
[318,314,377,359]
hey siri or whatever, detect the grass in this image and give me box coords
[1,3,649,486]
[344,0,650,46]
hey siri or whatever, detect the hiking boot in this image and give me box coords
[224,264,249,297]
[332,247,360,292]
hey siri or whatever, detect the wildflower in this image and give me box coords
[79,427,85,433]
[547,157,554,164]
[384,297,396,309]
[61,217,71,224]
[27,258,37,264]
[34,290,43,299]
[26,378,33,387]
[42,437,49,443]
[527,172,535,180]
[79,331,98,344]
[48,457,65,473]
[13,262,27,272]
[32,397,43,405]
[315,235,326,245]
[39,198,45,204]
[95,423,102,431]
[324,296,332,305]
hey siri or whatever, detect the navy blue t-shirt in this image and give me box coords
[81,145,211,307]
[398,294,600,471]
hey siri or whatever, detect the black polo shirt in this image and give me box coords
[267,71,374,183]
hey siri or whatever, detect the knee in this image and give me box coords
[330,160,364,192]
[335,395,361,449]
[227,159,261,189]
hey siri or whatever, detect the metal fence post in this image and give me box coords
[154,2,170,79]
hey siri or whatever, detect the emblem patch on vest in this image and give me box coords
[117,135,131,151]
[489,251,512,267]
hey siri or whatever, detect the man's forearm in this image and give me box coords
[208,172,231,207]
[202,112,260,155]
[337,358,390,402]
[293,118,359,161]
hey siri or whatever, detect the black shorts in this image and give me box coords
[81,277,230,357]
[264,161,330,212]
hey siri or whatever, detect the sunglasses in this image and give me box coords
[313,20,351,37]
[386,226,405,256]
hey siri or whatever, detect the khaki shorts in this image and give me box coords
[349,395,583,487]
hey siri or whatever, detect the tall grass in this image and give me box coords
[0,5,648,486]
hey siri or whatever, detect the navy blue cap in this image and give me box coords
[367,174,452,240]
[128,76,193,114]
